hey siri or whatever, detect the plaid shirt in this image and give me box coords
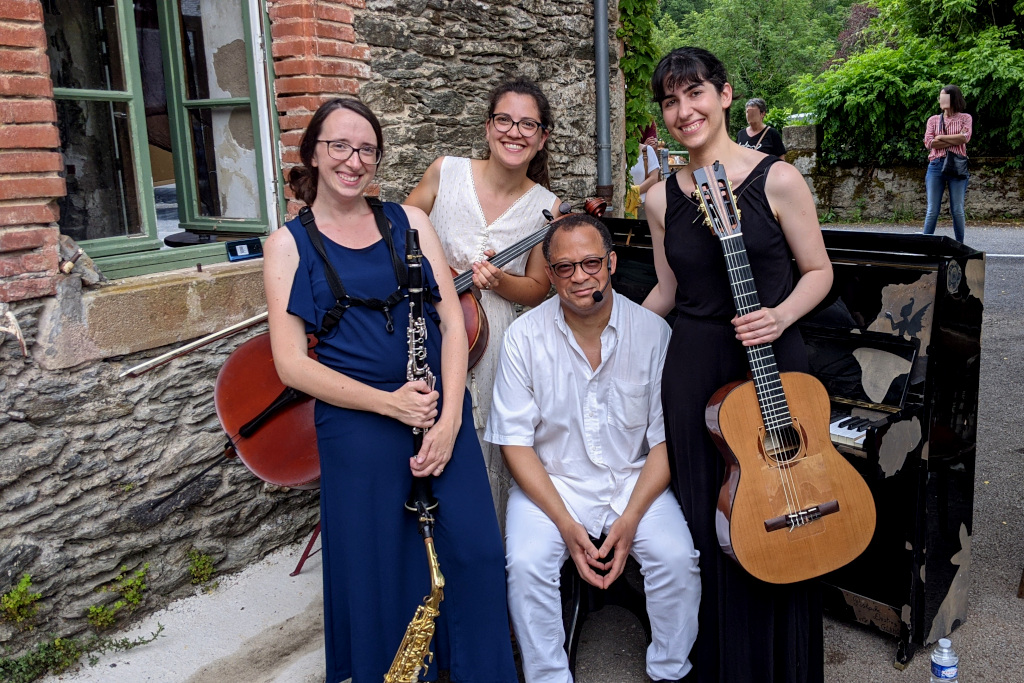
[925,113,972,162]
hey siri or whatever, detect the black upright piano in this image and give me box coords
[605,219,985,667]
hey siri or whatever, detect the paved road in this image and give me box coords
[575,223,1024,683]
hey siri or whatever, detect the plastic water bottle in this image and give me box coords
[930,638,959,681]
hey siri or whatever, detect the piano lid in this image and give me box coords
[800,324,920,412]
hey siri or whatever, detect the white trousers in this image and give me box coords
[505,487,701,683]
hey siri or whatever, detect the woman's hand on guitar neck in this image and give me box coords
[732,307,791,346]
[386,380,439,429]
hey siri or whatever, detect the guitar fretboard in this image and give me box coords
[720,233,793,431]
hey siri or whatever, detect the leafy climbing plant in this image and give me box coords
[618,0,661,168]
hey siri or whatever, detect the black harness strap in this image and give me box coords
[298,199,408,337]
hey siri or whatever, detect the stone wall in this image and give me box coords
[0,267,319,653]
[0,0,624,655]
[353,0,626,208]
[784,125,1024,221]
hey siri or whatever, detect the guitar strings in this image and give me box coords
[710,178,804,524]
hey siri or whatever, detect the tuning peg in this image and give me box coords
[542,209,554,222]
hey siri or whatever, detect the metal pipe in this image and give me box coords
[594,0,613,204]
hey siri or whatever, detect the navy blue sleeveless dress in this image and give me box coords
[661,157,824,683]
[285,202,517,683]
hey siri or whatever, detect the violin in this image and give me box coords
[454,199,604,369]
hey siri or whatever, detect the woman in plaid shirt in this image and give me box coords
[922,84,972,242]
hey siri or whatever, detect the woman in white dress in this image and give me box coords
[406,77,562,522]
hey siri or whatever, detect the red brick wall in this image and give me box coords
[266,0,372,216]
[0,0,63,302]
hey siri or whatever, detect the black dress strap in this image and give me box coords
[297,200,409,336]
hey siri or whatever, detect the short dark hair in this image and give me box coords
[288,98,384,205]
[651,47,730,121]
[745,98,767,114]
[486,77,554,189]
[542,214,614,262]
[941,85,967,114]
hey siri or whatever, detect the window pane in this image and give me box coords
[57,99,143,241]
[44,0,127,91]
[190,107,260,219]
[179,0,250,100]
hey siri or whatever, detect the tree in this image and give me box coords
[651,0,853,134]
[796,0,1024,165]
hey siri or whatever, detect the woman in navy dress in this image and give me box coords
[263,98,517,683]
[642,48,833,683]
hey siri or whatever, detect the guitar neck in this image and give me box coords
[452,224,550,294]
[720,233,793,430]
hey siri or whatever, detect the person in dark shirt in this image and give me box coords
[736,97,786,158]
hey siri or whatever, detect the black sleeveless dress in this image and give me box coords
[661,156,824,683]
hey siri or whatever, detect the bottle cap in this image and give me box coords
[938,638,951,648]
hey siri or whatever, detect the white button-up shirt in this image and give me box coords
[485,292,671,538]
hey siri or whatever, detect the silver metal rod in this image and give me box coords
[594,0,612,191]
[119,311,268,378]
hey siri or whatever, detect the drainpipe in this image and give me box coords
[593,0,613,206]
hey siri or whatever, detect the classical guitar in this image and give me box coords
[693,161,876,584]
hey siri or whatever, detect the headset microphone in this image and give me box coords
[591,260,612,302]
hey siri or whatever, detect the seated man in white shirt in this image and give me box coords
[485,214,700,683]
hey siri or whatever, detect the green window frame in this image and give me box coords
[48,0,281,279]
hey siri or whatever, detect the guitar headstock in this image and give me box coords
[692,161,741,240]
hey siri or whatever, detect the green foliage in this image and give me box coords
[796,1,1024,165]
[113,563,149,610]
[1,574,42,631]
[819,208,838,223]
[618,0,661,168]
[187,550,215,585]
[86,563,150,630]
[651,0,854,134]
[892,202,916,222]
[764,107,794,130]
[86,604,118,630]
[0,626,163,683]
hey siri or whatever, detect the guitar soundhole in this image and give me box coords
[763,424,802,464]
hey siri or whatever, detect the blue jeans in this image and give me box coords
[922,158,968,242]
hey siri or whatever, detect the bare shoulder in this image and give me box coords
[400,203,431,228]
[764,160,811,198]
[264,222,298,258]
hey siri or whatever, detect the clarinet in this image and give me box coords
[384,228,445,683]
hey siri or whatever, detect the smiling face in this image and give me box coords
[485,92,549,171]
[660,79,733,152]
[546,224,616,319]
[311,108,378,203]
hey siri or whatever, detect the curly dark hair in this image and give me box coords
[486,77,554,189]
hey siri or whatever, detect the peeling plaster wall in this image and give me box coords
[195,1,259,218]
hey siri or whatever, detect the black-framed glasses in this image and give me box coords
[489,113,546,138]
[318,140,382,165]
[549,254,608,278]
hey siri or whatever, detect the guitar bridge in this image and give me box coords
[764,499,840,532]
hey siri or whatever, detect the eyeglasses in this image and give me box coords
[548,254,608,279]
[318,140,382,165]
[489,113,546,138]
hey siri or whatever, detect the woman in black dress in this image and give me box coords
[642,48,833,683]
